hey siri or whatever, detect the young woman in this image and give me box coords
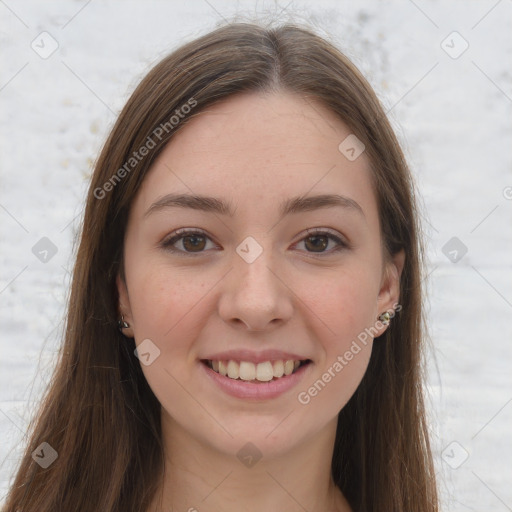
[3,21,438,512]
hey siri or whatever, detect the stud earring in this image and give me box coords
[378,311,391,326]
[118,315,130,331]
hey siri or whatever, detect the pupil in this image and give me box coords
[306,235,327,252]
[183,235,328,253]
[184,235,205,251]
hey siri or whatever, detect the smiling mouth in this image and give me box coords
[200,359,312,383]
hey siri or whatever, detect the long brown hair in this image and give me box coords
[3,21,438,512]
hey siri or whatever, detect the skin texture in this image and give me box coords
[117,91,404,512]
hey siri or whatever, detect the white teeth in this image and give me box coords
[256,361,274,382]
[284,360,294,376]
[239,361,256,381]
[273,360,284,377]
[227,360,239,379]
[207,358,306,382]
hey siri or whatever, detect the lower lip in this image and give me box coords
[199,361,312,400]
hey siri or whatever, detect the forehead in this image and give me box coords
[133,91,378,227]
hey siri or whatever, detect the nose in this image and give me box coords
[217,242,294,332]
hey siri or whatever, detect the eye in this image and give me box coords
[293,229,348,255]
[161,228,216,255]
[160,228,348,256]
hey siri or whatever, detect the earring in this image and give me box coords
[118,315,130,331]
[378,311,391,326]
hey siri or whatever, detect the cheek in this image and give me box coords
[297,341,372,417]
[293,265,378,411]
[298,263,380,346]
[127,256,207,341]
[126,264,208,408]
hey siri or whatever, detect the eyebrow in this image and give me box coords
[144,193,365,220]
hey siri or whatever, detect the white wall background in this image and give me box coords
[1,0,511,510]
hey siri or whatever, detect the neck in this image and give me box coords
[147,411,352,512]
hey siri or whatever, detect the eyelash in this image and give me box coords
[160,228,349,257]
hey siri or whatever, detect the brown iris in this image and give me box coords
[182,234,207,252]
[304,234,328,252]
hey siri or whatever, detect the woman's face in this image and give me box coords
[117,91,403,458]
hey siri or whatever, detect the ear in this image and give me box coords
[116,273,135,338]
[375,248,405,337]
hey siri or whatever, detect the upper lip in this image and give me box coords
[200,349,310,364]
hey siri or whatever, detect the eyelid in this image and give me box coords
[160,227,349,256]
[296,228,350,253]
[160,228,217,256]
